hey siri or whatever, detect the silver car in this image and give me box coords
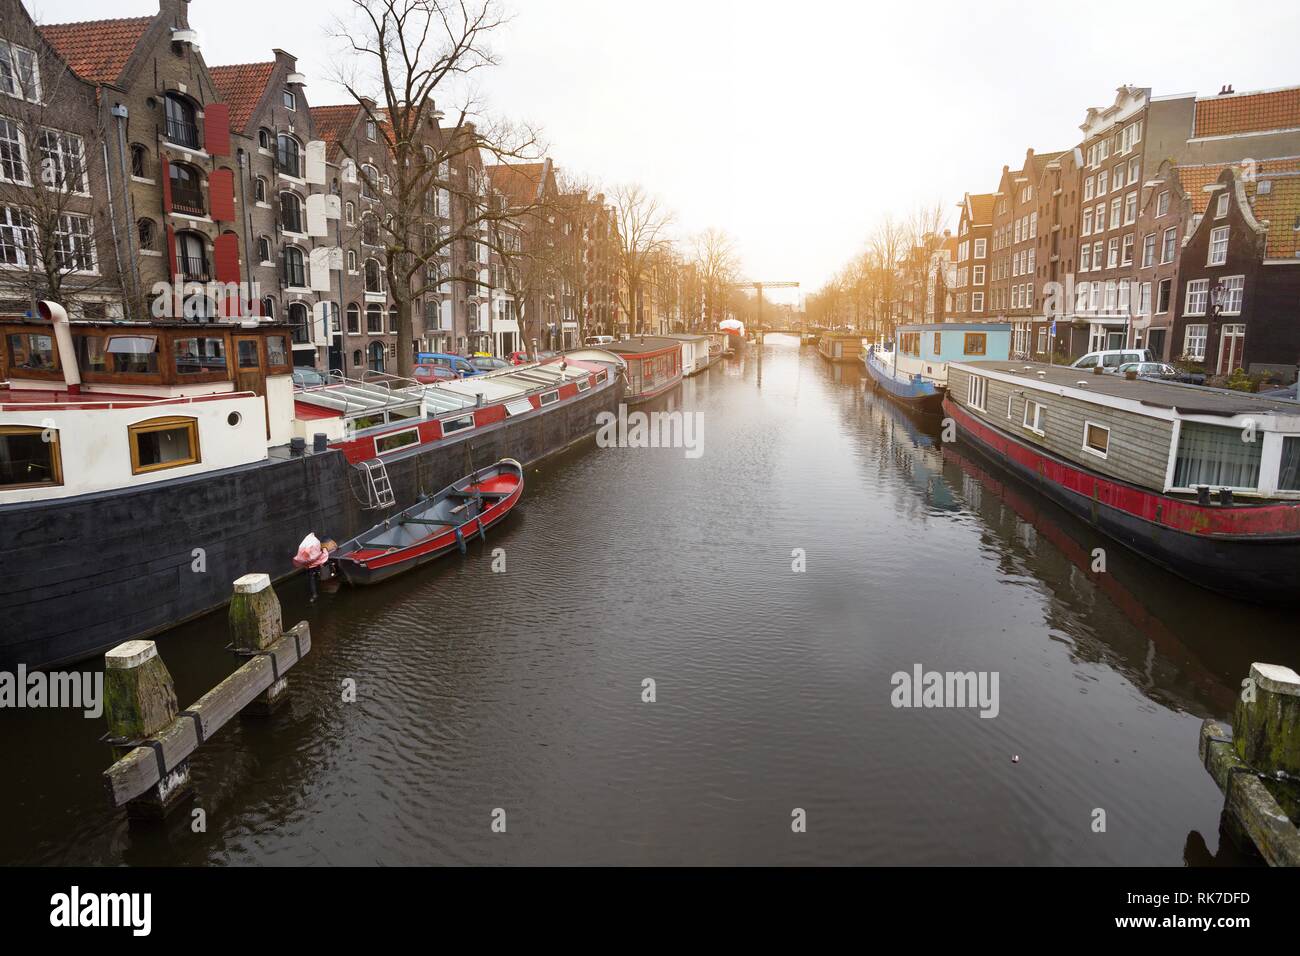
[1115,361,1177,379]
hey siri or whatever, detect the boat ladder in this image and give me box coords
[359,458,395,510]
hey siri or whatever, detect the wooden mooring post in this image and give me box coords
[1199,662,1300,866]
[102,574,310,817]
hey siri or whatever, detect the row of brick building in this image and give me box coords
[929,84,1300,379]
[0,0,627,376]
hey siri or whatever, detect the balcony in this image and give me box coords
[170,184,205,217]
[176,254,210,282]
[166,116,200,150]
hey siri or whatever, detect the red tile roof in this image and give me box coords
[39,16,152,85]
[964,192,994,225]
[1175,158,1300,216]
[1193,87,1300,138]
[208,62,276,132]
[309,105,361,153]
[1250,167,1300,259]
[486,163,546,208]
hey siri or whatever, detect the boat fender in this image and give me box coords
[454,525,467,554]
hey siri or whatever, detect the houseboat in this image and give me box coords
[719,319,745,353]
[864,323,1011,414]
[0,302,623,669]
[663,333,713,376]
[943,361,1300,601]
[817,333,864,364]
[602,337,685,403]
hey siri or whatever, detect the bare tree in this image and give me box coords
[690,227,740,331]
[611,183,674,335]
[331,0,543,375]
[0,41,127,316]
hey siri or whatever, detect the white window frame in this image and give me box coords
[1184,279,1209,316]
[1022,398,1046,436]
[1183,323,1208,361]
[1219,275,1244,316]
[1207,226,1229,267]
[1082,421,1110,459]
[0,41,41,103]
[966,374,987,411]
[0,115,28,184]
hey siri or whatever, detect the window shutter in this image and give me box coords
[165,224,178,281]
[213,231,240,284]
[160,155,173,213]
[209,167,235,221]
[203,103,230,156]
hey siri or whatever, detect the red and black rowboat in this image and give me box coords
[332,458,524,586]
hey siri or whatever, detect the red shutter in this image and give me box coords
[204,102,230,156]
[209,167,234,221]
[214,232,241,317]
[160,155,172,213]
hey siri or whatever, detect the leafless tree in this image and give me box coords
[611,183,674,334]
[331,0,544,375]
[690,227,740,330]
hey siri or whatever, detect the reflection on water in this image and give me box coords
[2,335,1292,865]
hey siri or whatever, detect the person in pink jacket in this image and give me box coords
[293,532,336,601]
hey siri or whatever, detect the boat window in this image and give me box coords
[442,414,474,435]
[1279,438,1300,492]
[174,336,227,375]
[1023,399,1046,435]
[1083,421,1110,458]
[375,427,420,455]
[595,370,607,384]
[1173,422,1261,490]
[0,424,62,488]
[933,332,941,354]
[386,407,418,422]
[966,375,987,411]
[539,390,559,406]
[6,333,58,371]
[266,335,288,369]
[237,339,260,369]
[129,416,200,475]
[963,333,987,356]
[576,378,591,392]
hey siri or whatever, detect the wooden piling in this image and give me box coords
[1199,662,1300,866]
[102,640,192,820]
[228,572,290,715]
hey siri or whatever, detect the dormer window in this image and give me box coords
[366,120,376,141]
[282,89,296,111]
[0,40,41,103]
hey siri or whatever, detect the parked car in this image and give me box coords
[412,363,458,383]
[470,356,511,371]
[584,335,615,347]
[1070,349,1154,372]
[1115,361,1177,379]
[414,352,482,377]
[292,367,329,388]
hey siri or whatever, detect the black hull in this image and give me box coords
[950,406,1300,603]
[0,377,621,669]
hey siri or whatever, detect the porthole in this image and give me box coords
[227,411,243,427]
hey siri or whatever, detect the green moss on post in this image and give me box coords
[1234,663,1300,778]
[229,573,283,653]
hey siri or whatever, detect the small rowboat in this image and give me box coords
[332,458,524,586]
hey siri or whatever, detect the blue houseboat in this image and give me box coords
[864,323,1012,414]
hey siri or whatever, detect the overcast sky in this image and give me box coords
[28,0,1300,303]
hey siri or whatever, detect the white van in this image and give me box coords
[1070,349,1154,372]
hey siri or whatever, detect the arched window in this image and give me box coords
[169,162,204,216]
[346,303,360,334]
[130,143,148,178]
[347,249,357,272]
[276,133,301,178]
[288,301,310,344]
[282,246,306,288]
[365,303,382,333]
[423,145,435,166]
[368,341,385,372]
[257,235,271,262]
[174,230,208,280]
[389,306,399,333]
[137,218,156,251]
[352,349,362,368]
[364,259,383,294]
[360,164,378,200]
[361,212,379,246]
[258,128,271,149]
[254,176,267,202]
[344,201,354,225]
[261,296,275,318]
[164,93,198,148]
[280,191,303,233]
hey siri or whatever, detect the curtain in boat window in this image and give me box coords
[1279,437,1300,492]
[1173,422,1261,490]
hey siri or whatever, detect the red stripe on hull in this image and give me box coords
[942,397,1300,538]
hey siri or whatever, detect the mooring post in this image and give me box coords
[103,640,192,820]
[228,573,290,715]
[1199,662,1300,866]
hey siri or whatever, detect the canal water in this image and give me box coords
[3,334,1295,865]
